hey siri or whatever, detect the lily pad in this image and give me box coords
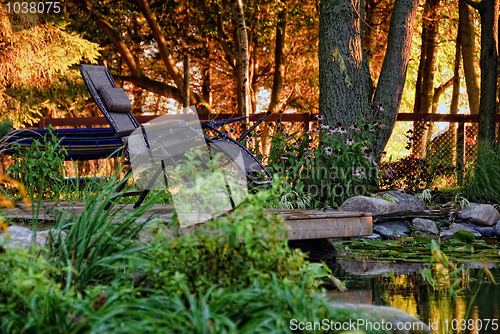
[453,230,476,243]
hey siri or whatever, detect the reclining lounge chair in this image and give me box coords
[79,65,273,219]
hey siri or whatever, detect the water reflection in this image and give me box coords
[331,261,500,334]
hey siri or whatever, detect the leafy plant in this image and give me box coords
[0,247,61,318]
[0,119,13,138]
[138,190,321,295]
[452,194,469,210]
[415,189,432,203]
[370,193,399,204]
[462,142,500,203]
[7,127,67,199]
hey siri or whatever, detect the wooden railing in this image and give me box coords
[36,113,318,129]
[36,112,487,129]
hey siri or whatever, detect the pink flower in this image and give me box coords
[315,114,325,121]
[325,147,333,156]
[350,125,361,132]
[346,138,355,145]
[353,168,365,179]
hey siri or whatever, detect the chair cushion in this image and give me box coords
[97,86,132,113]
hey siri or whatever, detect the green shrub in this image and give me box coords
[7,127,67,199]
[137,190,319,295]
[462,142,500,203]
[0,247,62,329]
[70,278,383,334]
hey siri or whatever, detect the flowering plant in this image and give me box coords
[261,116,381,208]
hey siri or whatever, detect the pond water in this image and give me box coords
[329,260,500,334]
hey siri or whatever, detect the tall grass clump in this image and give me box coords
[462,143,500,203]
[45,178,160,292]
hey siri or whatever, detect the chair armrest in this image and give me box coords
[115,128,138,138]
[115,120,190,138]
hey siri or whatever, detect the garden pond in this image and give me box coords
[329,239,500,334]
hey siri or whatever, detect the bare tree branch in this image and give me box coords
[463,0,482,11]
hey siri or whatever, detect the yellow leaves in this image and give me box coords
[480,257,497,285]
[430,240,456,271]
[0,175,31,235]
[0,219,8,234]
[0,175,31,209]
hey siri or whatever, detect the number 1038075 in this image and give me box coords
[441,319,499,331]
[5,2,61,14]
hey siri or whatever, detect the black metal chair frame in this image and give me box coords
[79,64,273,209]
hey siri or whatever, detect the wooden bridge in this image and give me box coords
[3,201,372,240]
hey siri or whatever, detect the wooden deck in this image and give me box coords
[3,202,372,240]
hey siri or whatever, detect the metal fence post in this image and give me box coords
[456,119,465,186]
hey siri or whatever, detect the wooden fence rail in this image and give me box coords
[36,112,487,130]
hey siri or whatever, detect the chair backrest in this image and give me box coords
[79,65,140,140]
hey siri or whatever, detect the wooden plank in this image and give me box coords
[285,216,372,240]
[35,114,317,129]
[33,112,500,129]
[4,202,373,240]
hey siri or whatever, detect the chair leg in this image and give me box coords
[133,163,164,208]
[105,167,133,210]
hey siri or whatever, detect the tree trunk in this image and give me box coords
[465,0,499,144]
[448,28,461,166]
[268,6,286,113]
[450,30,462,116]
[320,0,418,162]
[460,0,480,115]
[363,0,393,82]
[371,0,419,159]
[420,0,440,115]
[412,0,440,158]
[201,42,212,106]
[231,0,250,122]
[478,0,499,144]
[431,78,454,114]
[319,0,373,129]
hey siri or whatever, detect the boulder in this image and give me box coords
[0,225,66,249]
[377,220,411,235]
[362,233,382,240]
[496,221,500,237]
[439,223,481,240]
[460,203,500,227]
[340,196,404,215]
[329,303,431,334]
[374,225,405,239]
[378,190,426,211]
[412,218,439,234]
